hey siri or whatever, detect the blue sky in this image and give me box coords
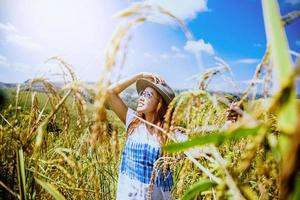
[0,0,299,92]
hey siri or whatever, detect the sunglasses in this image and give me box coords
[138,90,153,99]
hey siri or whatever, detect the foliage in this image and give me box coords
[0,0,299,199]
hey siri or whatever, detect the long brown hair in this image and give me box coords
[127,88,168,145]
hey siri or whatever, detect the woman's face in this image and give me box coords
[137,87,159,113]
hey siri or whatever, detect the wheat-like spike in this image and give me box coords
[115,2,146,18]
[91,17,146,149]
[30,77,60,111]
[170,93,193,130]
[282,11,300,26]
[64,80,88,129]
[186,96,194,129]
[263,58,272,98]
[198,68,223,90]
[31,77,71,133]
[198,58,232,91]
[34,90,72,156]
[28,92,39,132]
[55,148,79,181]
[116,3,193,40]
[146,156,175,200]
[236,134,266,174]
[238,46,270,106]
[47,56,77,81]
[74,91,87,128]
[112,125,120,161]
[154,5,193,40]
[163,94,180,132]
[15,84,20,117]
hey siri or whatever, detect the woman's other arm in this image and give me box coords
[106,73,143,123]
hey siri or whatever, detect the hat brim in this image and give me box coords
[136,78,173,105]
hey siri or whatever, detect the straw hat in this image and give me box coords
[136,78,175,105]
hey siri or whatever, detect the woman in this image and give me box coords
[106,72,175,200]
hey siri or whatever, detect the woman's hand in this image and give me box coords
[226,102,242,122]
[140,72,165,84]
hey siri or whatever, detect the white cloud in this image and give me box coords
[160,53,169,59]
[0,55,7,62]
[171,45,180,52]
[0,22,18,33]
[253,43,262,47]
[0,22,41,51]
[184,39,214,55]
[11,63,32,72]
[285,0,300,5]
[143,52,153,58]
[142,46,187,61]
[0,54,37,73]
[0,54,31,72]
[146,0,208,23]
[236,58,259,64]
[129,49,136,54]
[174,53,187,58]
[6,34,41,51]
[0,54,9,67]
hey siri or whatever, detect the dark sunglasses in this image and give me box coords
[138,90,153,99]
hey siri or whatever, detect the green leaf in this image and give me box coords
[262,0,296,134]
[164,126,262,153]
[291,174,300,200]
[16,148,27,200]
[240,185,259,200]
[278,93,297,134]
[35,178,66,200]
[180,179,217,200]
[262,0,293,83]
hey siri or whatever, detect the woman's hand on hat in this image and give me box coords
[140,72,164,84]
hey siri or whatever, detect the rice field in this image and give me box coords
[0,0,300,200]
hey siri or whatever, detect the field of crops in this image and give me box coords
[0,0,300,200]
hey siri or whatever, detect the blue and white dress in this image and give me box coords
[116,108,174,200]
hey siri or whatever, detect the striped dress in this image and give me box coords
[116,108,173,200]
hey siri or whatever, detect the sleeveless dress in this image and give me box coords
[116,108,174,200]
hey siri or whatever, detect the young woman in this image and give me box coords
[106,72,175,200]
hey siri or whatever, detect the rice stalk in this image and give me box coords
[31,78,71,133]
[234,127,268,173]
[16,148,27,200]
[262,0,296,133]
[63,81,88,129]
[116,2,193,40]
[263,60,273,98]
[0,180,20,199]
[47,56,77,81]
[35,177,66,200]
[210,146,245,200]
[198,65,230,91]
[91,17,146,148]
[282,11,300,26]
[34,90,72,158]
[15,84,20,117]
[238,47,270,106]
[47,57,88,129]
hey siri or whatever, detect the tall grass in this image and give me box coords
[0,0,299,199]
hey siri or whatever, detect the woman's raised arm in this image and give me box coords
[106,73,142,123]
